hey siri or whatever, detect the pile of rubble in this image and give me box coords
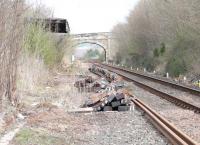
[89,65,124,90]
[74,76,102,92]
[89,65,118,82]
[79,65,134,112]
[94,92,133,112]
[74,74,124,93]
[74,76,94,88]
[83,90,133,112]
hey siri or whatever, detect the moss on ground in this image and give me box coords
[13,128,66,145]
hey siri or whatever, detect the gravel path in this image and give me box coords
[10,108,170,145]
[65,111,169,145]
[24,109,169,145]
[127,82,200,143]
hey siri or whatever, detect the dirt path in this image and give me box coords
[8,63,96,145]
[3,63,169,145]
[0,122,25,145]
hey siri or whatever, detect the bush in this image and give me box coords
[23,24,64,68]
[153,48,160,57]
[140,57,157,71]
[124,53,156,71]
[166,57,187,77]
[160,43,166,56]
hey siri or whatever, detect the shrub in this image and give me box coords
[23,24,64,68]
[153,48,160,57]
[166,57,187,77]
[160,43,166,56]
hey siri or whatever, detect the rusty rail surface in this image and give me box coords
[94,63,200,113]
[131,97,199,145]
[97,63,200,96]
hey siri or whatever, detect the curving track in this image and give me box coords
[91,63,200,144]
[131,97,198,145]
[97,63,200,96]
[94,63,200,113]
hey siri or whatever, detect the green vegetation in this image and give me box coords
[84,49,104,61]
[112,0,200,77]
[166,57,187,77]
[13,128,65,145]
[153,48,160,58]
[24,24,65,68]
[160,43,166,56]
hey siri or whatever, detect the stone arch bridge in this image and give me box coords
[71,32,114,61]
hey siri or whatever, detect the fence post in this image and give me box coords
[166,72,169,78]
[183,76,187,82]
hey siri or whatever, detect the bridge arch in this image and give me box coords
[72,41,107,61]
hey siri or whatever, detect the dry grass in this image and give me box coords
[17,53,49,93]
[17,62,94,112]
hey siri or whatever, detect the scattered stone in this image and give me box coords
[17,113,25,120]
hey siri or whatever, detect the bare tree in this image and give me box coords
[0,0,25,111]
[112,0,200,74]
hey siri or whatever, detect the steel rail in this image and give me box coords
[131,97,199,145]
[89,64,199,144]
[94,63,200,113]
[97,63,200,96]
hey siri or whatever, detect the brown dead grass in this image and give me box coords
[27,108,91,134]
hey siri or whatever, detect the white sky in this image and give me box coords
[40,0,139,34]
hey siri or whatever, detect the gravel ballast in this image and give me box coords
[16,109,170,145]
[127,82,200,143]
[103,65,200,107]
[64,111,169,145]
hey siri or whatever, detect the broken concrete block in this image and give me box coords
[104,99,107,104]
[107,94,116,103]
[121,98,131,105]
[103,106,113,111]
[101,102,106,107]
[115,93,125,100]
[118,106,130,111]
[111,101,121,108]
[121,99,126,105]
[97,106,102,111]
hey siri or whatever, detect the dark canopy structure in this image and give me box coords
[27,18,70,33]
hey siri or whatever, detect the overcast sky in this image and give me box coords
[40,0,139,34]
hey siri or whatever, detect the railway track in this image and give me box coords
[130,97,198,145]
[94,63,200,113]
[97,63,200,96]
[89,65,199,144]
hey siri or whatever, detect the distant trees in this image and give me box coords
[112,0,200,77]
[84,49,104,61]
